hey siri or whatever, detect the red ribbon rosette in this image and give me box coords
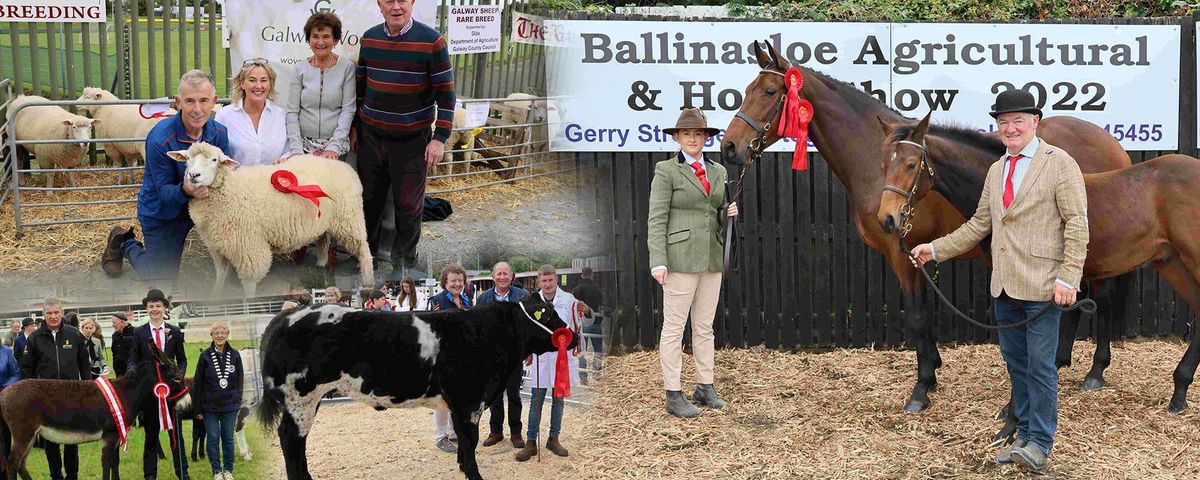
[271,170,331,217]
[551,327,574,398]
[776,67,815,171]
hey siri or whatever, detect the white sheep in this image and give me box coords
[442,106,487,174]
[8,95,101,188]
[500,92,561,157]
[76,87,173,185]
[168,142,374,298]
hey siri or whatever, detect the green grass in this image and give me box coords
[18,411,278,479]
[17,339,275,478]
[0,25,232,102]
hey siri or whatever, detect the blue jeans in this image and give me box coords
[995,293,1061,455]
[526,388,564,440]
[123,215,192,282]
[204,410,237,474]
[578,324,603,381]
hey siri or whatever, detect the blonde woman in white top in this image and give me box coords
[215,59,290,166]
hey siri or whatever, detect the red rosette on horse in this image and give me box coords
[776,67,815,171]
[551,327,574,398]
[271,169,331,217]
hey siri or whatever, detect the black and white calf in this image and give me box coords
[258,297,575,480]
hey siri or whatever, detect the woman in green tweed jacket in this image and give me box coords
[647,107,738,418]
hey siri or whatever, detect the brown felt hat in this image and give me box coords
[662,108,721,137]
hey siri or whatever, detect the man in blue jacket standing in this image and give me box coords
[101,70,229,282]
[476,261,529,449]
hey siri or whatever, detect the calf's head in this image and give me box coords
[168,141,238,187]
[515,296,579,355]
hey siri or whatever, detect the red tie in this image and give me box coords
[1003,155,1021,209]
[688,161,710,195]
[154,327,164,351]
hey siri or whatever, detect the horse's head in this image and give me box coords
[129,343,188,400]
[720,40,791,166]
[877,112,935,235]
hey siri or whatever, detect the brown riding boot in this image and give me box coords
[101,226,134,277]
[545,437,568,457]
[510,431,525,449]
[481,432,504,447]
[514,441,537,462]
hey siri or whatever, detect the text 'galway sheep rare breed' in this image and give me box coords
[168,142,373,298]
[257,298,578,480]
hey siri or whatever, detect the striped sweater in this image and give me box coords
[356,20,456,142]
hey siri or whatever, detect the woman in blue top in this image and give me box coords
[0,340,21,463]
[193,322,244,480]
[426,264,471,453]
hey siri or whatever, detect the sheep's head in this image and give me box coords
[76,87,117,115]
[168,142,238,187]
[63,116,100,149]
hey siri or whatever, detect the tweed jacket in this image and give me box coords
[647,152,728,273]
[931,139,1088,302]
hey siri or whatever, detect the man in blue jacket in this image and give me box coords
[101,69,229,282]
[476,261,529,448]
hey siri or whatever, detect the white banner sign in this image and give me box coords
[547,20,1180,152]
[448,5,501,54]
[225,0,438,103]
[511,11,575,47]
[0,0,104,22]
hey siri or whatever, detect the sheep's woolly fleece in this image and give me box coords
[574,340,1200,479]
[8,95,95,173]
[181,143,372,294]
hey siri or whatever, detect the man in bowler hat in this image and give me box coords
[910,89,1088,474]
[128,289,190,480]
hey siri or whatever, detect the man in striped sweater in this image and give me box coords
[353,0,455,268]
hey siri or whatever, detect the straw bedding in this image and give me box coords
[573,339,1200,479]
[0,164,576,273]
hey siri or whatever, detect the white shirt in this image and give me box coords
[215,99,290,167]
[530,288,581,389]
[1001,137,1040,197]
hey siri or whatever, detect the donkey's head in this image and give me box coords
[129,343,188,400]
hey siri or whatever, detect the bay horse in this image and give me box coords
[0,345,188,480]
[720,40,1134,414]
[877,112,1200,414]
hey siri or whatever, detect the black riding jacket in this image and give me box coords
[19,324,89,380]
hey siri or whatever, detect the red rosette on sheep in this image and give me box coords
[271,169,331,217]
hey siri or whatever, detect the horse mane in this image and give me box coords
[889,122,1006,157]
[802,67,906,118]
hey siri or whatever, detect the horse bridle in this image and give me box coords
[881,139,935,238]
[732,69,788,167]
[722,69,789,273]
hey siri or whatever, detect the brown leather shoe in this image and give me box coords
[481,432,504,447]
[101,226,134,277]
[510,432,525,449]
[545,437,568,457]
[514,442,537,462]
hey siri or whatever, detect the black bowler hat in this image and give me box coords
[989,89,1042,119]
[142,289,171,308]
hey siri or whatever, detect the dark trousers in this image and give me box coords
[43,441,78,480]
[140,400,189,479]
[123,215,192,282]
[488,368,523,435]
[358,126,429,262]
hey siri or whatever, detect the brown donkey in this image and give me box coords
[720,40,1134,415]
[0,344,188,480]
[878,112,1200,414]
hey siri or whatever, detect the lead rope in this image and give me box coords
[899,237,1096,330]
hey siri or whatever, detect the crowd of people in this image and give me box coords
[100,0,456,284]
[1,291,244,480]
